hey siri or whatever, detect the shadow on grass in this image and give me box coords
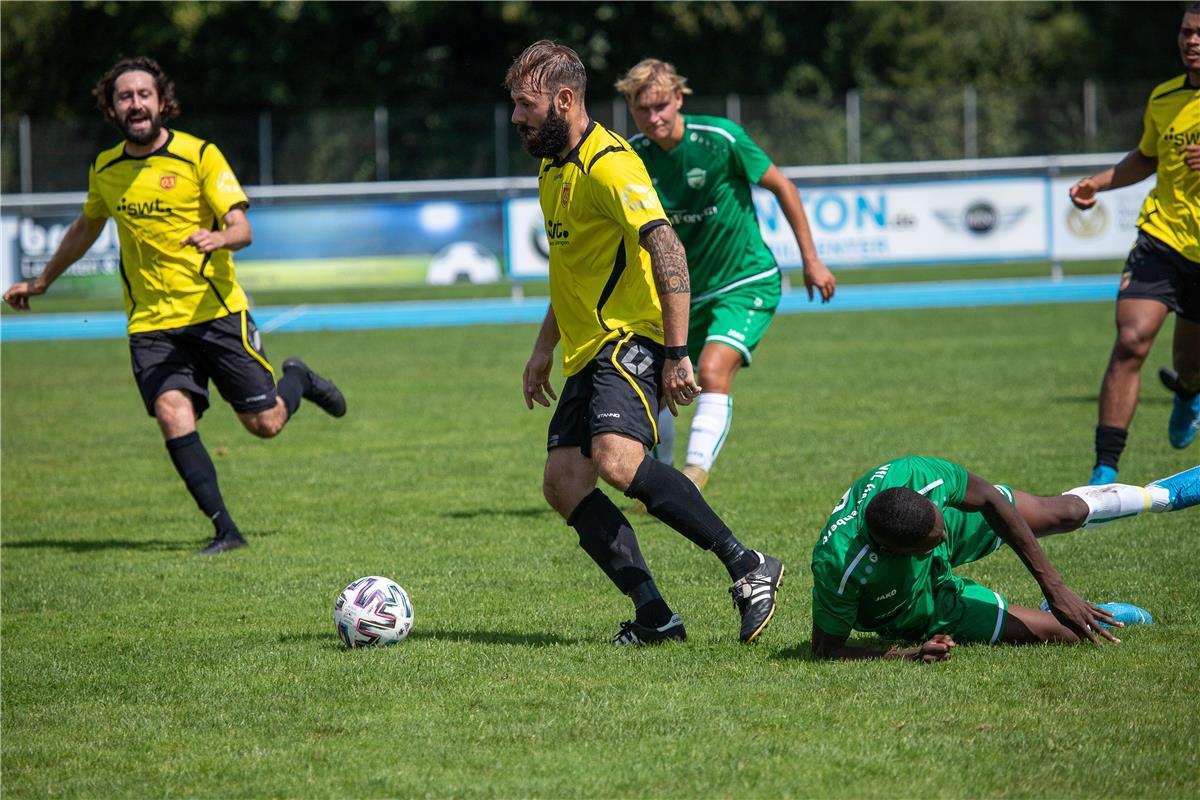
[1057,394,1170,407]
[0,529,281,554]
[443,507,557,520]
[1,537,190,553]
[277,628,585,648]
[412,628,586,647]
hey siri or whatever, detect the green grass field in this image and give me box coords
[2,301,1197,798]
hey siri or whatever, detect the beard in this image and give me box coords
[519,104,571,159]
[120,110,163,146]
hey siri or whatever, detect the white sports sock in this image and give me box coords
[685,393,732,472]
[1063,483,1166,527]
[653,407,675,466]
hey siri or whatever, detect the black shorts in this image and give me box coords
[547,333,663,458]
[1119,232,1200,322]
[128,310,278,418]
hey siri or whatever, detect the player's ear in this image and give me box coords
[555,87,574,114]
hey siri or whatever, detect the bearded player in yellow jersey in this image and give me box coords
[1071,4,1200,485]
[506,41,783,645]
[3,57,346,555]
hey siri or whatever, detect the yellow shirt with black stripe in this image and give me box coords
[538,121,670,377]
[83,129,252,334]
[1136,74,1200,262]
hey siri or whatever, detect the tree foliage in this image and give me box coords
[2,1,1188,118]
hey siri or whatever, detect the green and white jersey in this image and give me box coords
[810,456,969,638]
[629,115,777,299]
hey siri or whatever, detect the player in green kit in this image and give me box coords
[810,456,1200,662]
[616,59,836,493]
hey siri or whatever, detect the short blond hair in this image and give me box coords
[614,59,693,102]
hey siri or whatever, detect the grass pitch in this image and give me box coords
[2,301,1197,798]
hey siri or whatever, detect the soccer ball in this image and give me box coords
[334,576,414,648]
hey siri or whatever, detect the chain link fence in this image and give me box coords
[1,82,1151,194]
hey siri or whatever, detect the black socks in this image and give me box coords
[277,369,308,417]
[624,456,758,580]
[166,431,239,536]
[567,489,672,627]
[1094,425,1128,470]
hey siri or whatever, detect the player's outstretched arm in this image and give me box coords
[811,625,954,663]
[641,224,700,415]
[2,214,107,310]
[758,164,835,303]
[961,473,1118,643]
[522,304,560,410]
[1069,149,1157,210]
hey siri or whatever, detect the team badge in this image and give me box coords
[686,168,707,189]
[160,174,176,190]
[561,182,572,208]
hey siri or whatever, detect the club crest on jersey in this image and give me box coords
[561,182,572,208]
[686,168,707,189]
[159,174,176,190]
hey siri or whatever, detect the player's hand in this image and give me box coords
[1068,178,1099,210]
[911,634,955,663]
[2,280,46,311]
[1044,586,1121,644]
[803,258,836,303]
[522,348,557,410]
[181,229,227,254]
[662,355,701,416]
[1182,145,1200,172]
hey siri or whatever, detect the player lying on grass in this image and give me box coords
[810,456,1199,662]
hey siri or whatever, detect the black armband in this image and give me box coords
[664,345,689,360]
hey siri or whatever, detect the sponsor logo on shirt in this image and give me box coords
[545,220,571,246]
[117,197,172,218]
[667,205,717,226]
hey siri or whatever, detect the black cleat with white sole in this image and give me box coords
[729,551,784,643]
[612,613,687,645]
[283,357,346,418]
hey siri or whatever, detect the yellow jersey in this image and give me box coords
[1136,74,1200,262]
[83,129,251,333]
[537,121,670,376]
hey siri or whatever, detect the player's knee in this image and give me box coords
[242,414,284,438]
[1113,327,1155,361]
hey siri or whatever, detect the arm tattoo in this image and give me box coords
[642,225,690,295]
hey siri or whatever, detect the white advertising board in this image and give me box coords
[1048,175,1152,261]
[757,177,1049,268]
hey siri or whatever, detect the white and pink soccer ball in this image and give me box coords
[334,576,414,648]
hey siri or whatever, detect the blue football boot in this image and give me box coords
[1148,464,1200,511]
[1089,464,1118,485]
[1168,392,1200,449]
[1039,600,1153,628]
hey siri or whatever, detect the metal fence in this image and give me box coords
[1,81,1150,193]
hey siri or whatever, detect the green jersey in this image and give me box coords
[810,456,970,638]
[629,115,778,298]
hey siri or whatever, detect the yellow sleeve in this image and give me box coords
[1137,93,1157,158]
[82,163,109,220]
[590,153,667,237]
[198,143,250,220]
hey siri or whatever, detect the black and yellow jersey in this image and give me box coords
[83,129,251,333]
[536,121,670,376]
[1136,74,1200,262]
